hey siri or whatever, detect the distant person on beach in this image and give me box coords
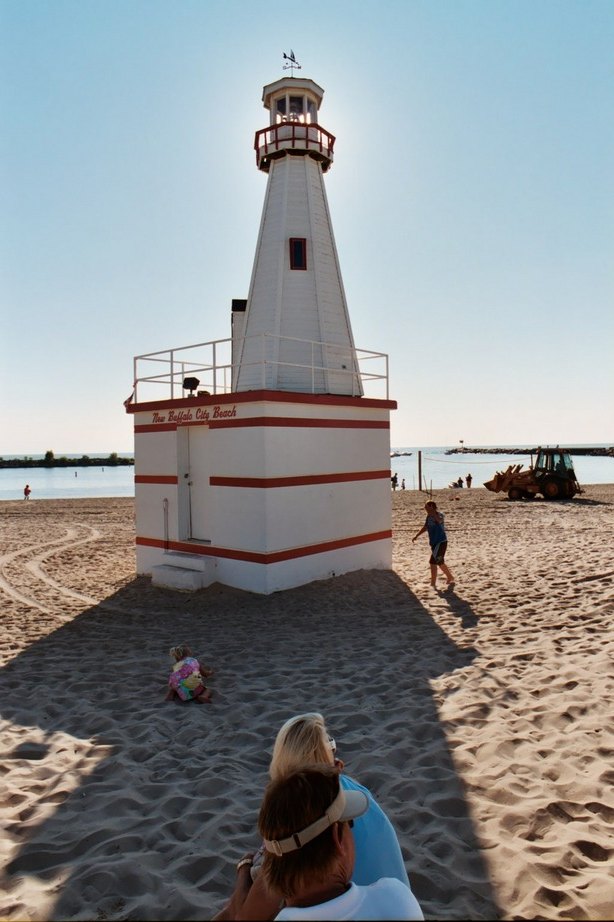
[457,476,463,488]
[391,473,398,491]
[412,501,455,589]
[23,484,31,500]
[401,478,406,490]
[165,643,213,703]
[465,473,472,488]
[215,712,421,920]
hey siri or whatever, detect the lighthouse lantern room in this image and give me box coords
[126,66,397,595]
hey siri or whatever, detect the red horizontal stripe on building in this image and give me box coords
[127,389,397,414]
[134,423,178,433]
[136,529,391,564]
[135,475,178,484]
[135,417,390,433]
[209,417,390,430]
[210,470,390,488]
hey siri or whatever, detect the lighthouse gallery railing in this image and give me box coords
[254,122,335,171]
[131,334,389,404]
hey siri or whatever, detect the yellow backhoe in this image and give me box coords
[484,447,581,500]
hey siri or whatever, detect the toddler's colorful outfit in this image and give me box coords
[169,656,206,701]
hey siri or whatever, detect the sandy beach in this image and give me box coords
[1,487,613,920]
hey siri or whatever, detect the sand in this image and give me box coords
[0,487,613,921]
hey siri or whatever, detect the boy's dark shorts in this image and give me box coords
[430,541,447,565]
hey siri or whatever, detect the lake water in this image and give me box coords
[390,445,613,492]
[0,464,135,501]
[1,446,611,500]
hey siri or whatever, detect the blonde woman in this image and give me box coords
[216,713,421,920]
[268,713,410,887]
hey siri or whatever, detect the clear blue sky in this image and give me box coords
[1,0,612,453]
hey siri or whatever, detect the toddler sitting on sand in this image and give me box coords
[165,643,213,703]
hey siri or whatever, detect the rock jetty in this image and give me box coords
[445,446,613,458]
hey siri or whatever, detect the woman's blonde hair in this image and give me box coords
[269,713,334,782]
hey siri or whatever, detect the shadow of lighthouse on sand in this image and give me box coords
[1,570,500,920]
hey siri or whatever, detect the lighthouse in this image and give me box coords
[232,76,362,397]
[126,67,396,594]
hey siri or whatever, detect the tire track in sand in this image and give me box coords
[0,526,124,615]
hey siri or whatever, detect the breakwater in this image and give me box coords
[445,446,614,457]
[0,453,134,469]
[445,445,614,458]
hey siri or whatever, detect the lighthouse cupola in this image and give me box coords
[256,77,334,173]
[265,77,322,124]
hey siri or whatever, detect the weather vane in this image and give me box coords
[283,50,301,74]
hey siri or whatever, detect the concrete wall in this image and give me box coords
[130,391,394,592]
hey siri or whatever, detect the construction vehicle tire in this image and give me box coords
[522,491,535,500]
[542,478,560,500]
[508,487,523,500]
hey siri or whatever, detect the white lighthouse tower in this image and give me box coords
[126,66,396,594]
[233,75,362,397]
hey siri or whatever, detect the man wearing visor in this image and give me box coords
[256,765,423,920]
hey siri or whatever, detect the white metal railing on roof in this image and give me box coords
[130,333,389,404]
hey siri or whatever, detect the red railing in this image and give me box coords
[254,122,336,170]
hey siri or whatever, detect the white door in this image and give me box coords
[187,427,212,542]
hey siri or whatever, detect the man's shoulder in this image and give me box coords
[359,878,423,917]
[366,877,411,895]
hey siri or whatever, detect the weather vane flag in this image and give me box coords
[282,50,301,73]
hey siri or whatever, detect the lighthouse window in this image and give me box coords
[289,96,303,120]
[307,99,317,123]
[276,98,286,121]
[289,238,307,270]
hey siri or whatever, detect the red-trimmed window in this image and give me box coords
[289,238,307,270]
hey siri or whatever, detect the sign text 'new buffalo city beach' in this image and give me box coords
[151,406,238,425]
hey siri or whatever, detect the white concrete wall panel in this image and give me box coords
[214,538,391,594]
[269,427,385,476]
[134,431,177,475]
[266,538,392,593]
[215,399,390,422]
[137,532,391,591]
[208,487,267,551]
[208,480,389,554]
[136,543,166,575]
[206,427,388,479]
[264,480,390,551]
[213,557,268,594]
[135,483,178,542]
[207,426,266,478]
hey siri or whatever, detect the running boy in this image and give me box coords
[412,500,455,589]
